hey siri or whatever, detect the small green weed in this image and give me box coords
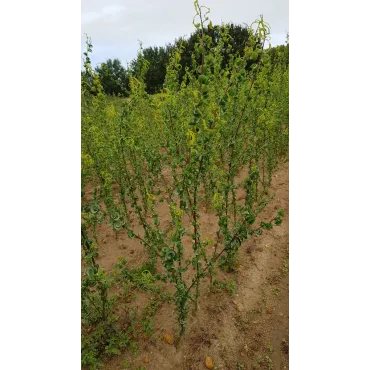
[281,260,289,275]
[256,354,273,370]
[211,279,237,296]
[121,360,131,369]
[237,362,246,369]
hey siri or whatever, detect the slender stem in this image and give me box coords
[186,215,276,295]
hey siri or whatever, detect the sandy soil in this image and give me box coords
[84,160,289,370]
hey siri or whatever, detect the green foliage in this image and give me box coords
[95,58,130,96]
[211,279,237,296]
[85,22,288,97]
[81,229,137,368]
[113,257,163,294]
[81,1,288,366]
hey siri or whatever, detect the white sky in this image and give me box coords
[81,0,289,67]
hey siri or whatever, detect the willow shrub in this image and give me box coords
[82,1,288,338]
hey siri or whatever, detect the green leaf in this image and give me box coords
[246,215,255,225]
[251,51,258,61]
[198,75,208,84]
[107,347,121,355]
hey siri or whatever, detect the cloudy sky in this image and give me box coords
[81,0,288,68]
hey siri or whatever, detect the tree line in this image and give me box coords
[82,23,289,97]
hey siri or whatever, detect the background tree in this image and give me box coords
[95,58,129,96]
[131,45,172,94]
[88,24,288,96]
